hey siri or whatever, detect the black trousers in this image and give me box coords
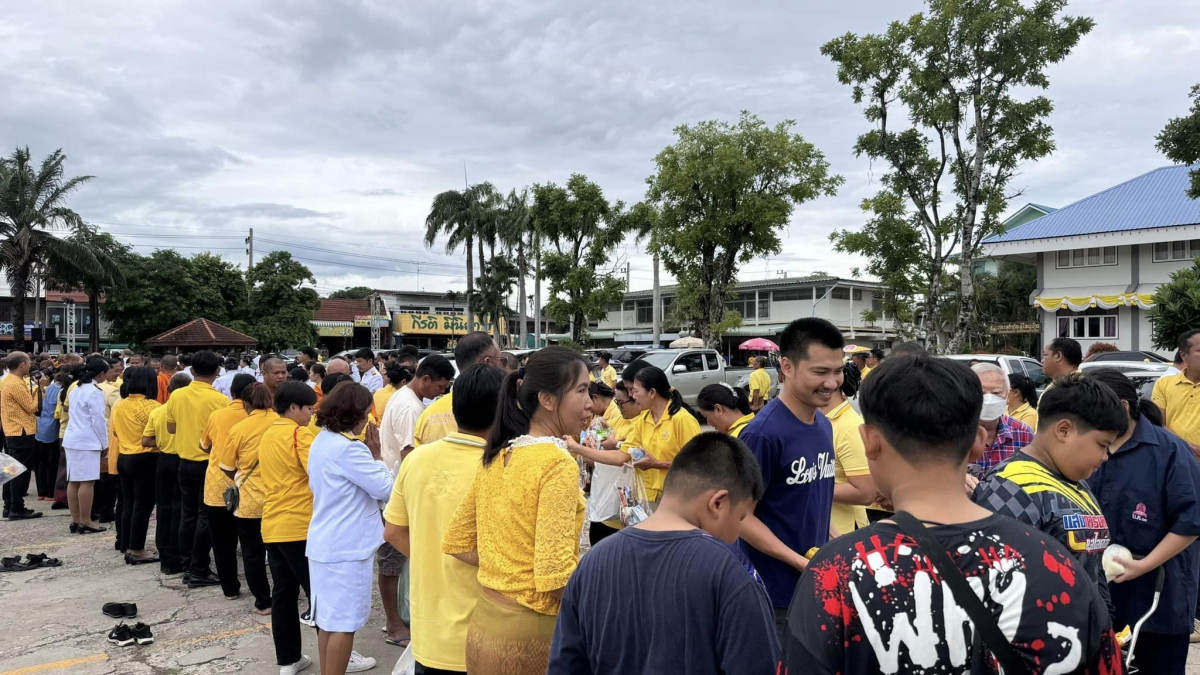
[155,453,183,571]
[266,540,311,666]
[2,434,36,513]
[589,520,620,546]
[94,473,119,519]
[117,453,158,552]
[34,439,58,498]
[1128,631,1188,674]
[178,458,213,577]
[206,505,242,598]
[416,665,464,675]
[236,517,272,609]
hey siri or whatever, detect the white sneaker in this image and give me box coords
[279,655,312,675]
[345,651,377,673]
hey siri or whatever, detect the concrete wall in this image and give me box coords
[596,289,894,332]
[1041,245,1133,290]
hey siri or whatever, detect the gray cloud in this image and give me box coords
[2,0,1198,294]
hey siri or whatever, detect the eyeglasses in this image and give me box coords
[614,398,633,408]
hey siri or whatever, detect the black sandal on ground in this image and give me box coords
[76,524,107,534]
[25,553,62,568]
[0,556,35,572]
[69,523,80,534]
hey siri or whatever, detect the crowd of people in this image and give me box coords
[3,322,1200,675]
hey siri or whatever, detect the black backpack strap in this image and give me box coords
[891,511,1029,675]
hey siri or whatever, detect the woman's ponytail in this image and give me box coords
[1137,399,1164,427]
[484,346,588,465]
[484,370,528,466]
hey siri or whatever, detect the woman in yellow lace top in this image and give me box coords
[442,347,590,675]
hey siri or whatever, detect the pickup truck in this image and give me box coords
[632,349,778,408]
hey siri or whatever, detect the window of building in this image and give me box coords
[1056,307,1117,340]
[773,288,813,302]
[395,305,432,315]
[852,289,863,301]
[1153,239,1200,262]
[831,287,850,300]
[1056,246,1118,269]
[725,294,761,320]
[434,306,464,315]
[871,293,883,314]
[636,300,653,324]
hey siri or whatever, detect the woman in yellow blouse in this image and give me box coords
[259,381,318,672]
[215,382,279,614]
[442,347,590,675]
[111,368,161,563]
[199,373,255,600]
[697,383,755,438]
[821,364,876,537]
[1007,373,1040,432]
[372,365,412,419]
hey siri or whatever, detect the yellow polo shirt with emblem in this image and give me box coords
[214,409,279,519]
[601,400,622,431]
[1153,370,1200,447]
[200,400,248,508]
[112,395,159,455]
[260,418,315,543]
[1009,402,1039,433]
[414,392,455,446]
[749,369,771,402]
[599,365,618,389]
[374,383,398,420]
[164,380,229,462]
[385,432,486,671]
[827,401,870,536]
[144,405,176,455]
[729,413,755,438]
[620,407,702,501]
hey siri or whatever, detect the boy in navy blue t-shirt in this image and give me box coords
[547,432,777,675]
[738,318,845,628]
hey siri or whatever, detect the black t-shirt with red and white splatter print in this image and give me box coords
[781,513,1123,675]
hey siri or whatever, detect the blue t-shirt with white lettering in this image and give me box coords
[738,397,836,608]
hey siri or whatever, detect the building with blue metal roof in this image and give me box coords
[982,164,1200,356]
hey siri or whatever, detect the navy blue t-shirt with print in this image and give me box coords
[738,397,837,608]
[547,527,778,675]
[1087,415,1200,635]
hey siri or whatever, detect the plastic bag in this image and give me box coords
[617,465,652,527]
[391,641,415,675]
[0,452,27,487]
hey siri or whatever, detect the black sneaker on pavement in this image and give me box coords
[132,623,154,645]
[123,603,138,619]
[186,575,220,589]
[107,623,135,647]
[299,607,315,627]
[102,603,124,619]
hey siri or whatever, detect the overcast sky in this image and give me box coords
[2,0,1197,298]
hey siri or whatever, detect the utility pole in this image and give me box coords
[245,227,254,303]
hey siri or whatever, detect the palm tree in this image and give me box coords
[498,188,532,347]
[628,202,664,347]
[424,182,500,332]
[471,258,518,346]
[50,227,128,352]
[0,147,105,351]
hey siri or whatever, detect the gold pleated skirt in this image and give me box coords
[465,588,558,675]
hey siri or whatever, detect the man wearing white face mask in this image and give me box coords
[971,363,1033,477]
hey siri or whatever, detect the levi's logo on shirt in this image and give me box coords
[787,451,836,485]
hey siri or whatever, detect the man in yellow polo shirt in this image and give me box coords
[412,332,501,446]
[384,365,503,674]
[748,356,771,412]
[144,373,191,574]
[1153,329,1200,455]
[164,351,230,587]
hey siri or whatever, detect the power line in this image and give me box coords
[110,232,243,239]
[256,237,462,269]
[128,244,245,251]
[281,253,462,277]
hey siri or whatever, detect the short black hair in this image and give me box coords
[300,346,318,360]
[870,348,885,360]
[589,381,614,399]
[231,373,257,400]
[1048,337,1083,368]
[1038,373,1128,436]
[354,348,374,361]
[890,341,927,357]
[779,317,845,364]
[321,372,353,396]
[662,432,765,503]
[224,357,239,371]
[454,331,496,371]
[416,354,456,382]
[1174,350,1184,365]
[397,345,420,360]
[859,353,983,465]
[385,364,413,387]
[123,366,158,399]
[191,350,221,377]
[179,353,193,367]
[274,380,318,414]
[289,367,309,381]
[1180,329,1200,354]
[452,364,504,433]
[315,381,372,433]
[1008,374,1038,409]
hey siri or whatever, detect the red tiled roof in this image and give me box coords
[143,318,257,347]
[314,298,368,322]
[46,290,93,303]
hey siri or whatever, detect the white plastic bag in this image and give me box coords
[617,465,651,527]
[391,641,415,675]
[0,452,27,487]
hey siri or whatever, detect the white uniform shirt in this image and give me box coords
[306,430,394,563]
[359,367,384,394]
[62,382,109,451]
[212,371,237,399]
[379,385,425,469]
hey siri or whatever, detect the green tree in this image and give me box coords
[0,147,106,351]
[471,257,518,345]
[623,201,667,347]
[48,227,129,352]
[1149,258,1200,351]
[104,249,204,348]
[822,0,1093,352]
[646,112,842,347]
[328,285,375,299]
[531,174,627,343]
[191,253,246,326]
[424,182,501,331]
[246,251,319,351]
[1157,84,1200,199]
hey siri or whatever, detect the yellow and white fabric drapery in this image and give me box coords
[1034,292,1156,311]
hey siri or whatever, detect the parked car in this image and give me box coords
[1083,350,1168,363]
[632,349,773,408]
[1079,361,1170,375]
[943,354,1050,389]
[1124,369,1164,401]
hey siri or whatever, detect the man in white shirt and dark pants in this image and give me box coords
[354,349,383,394]
[375,354,456,649]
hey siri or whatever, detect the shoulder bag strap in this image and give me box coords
[236,460,260,488]
[891,511,1030,675]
